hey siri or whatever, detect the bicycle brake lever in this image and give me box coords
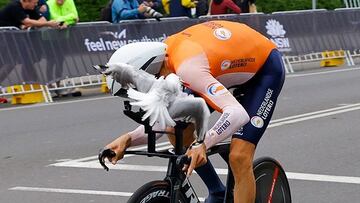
[98,148,116,171]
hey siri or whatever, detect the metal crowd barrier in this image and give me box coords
[343,0,360,8]
[0,26,20,31]
[0,74,106,104]
[282,50,353,72]
[46,74,105,97]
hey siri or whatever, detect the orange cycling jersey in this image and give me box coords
[163,21,282,148]
[165,20,276,80]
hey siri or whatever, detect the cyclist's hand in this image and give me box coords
[105,134,131,165]
[183,142,207,177]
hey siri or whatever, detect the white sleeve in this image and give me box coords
[204,105,250,149]
[127,123,165,146]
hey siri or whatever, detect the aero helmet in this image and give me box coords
[106,42,167,96]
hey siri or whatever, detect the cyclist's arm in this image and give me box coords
[127,123,165,146]
[204,105,249,149]
[175,54,250,149]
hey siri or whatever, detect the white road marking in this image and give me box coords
[0,96,114,112]
[285,172,360,184]
[287,67,360,78]
[8,187,206,202]
[50,161,360,185]
[269,103,360,127]
[9,187,132,196]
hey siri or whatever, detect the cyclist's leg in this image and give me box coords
[229,139,256,203]
[229,49,285,203]
[167,124,196,147]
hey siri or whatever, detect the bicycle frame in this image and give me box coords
[123,101,195,203]
[101,101,291,203]
[122,100,235,203]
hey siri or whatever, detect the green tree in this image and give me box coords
[75,0,108,22]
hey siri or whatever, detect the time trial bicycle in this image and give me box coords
[99,101,291,203]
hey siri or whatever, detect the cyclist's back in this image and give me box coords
[165,20,276,82]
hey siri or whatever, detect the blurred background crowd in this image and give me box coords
[0,0,346,30]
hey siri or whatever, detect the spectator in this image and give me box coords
[138,0,164,14]
[0,0,59,29]
[195,0,208,17]
[38,0,50,20]
[161,0,170,16]
[168,0,197,17]
[47,0,79,28]
[0,97,7,103]
[233,0,256,13]
[210,0,241,15]
[111,0,148,22]
[45,0,79,96]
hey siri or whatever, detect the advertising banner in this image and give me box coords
[1,9,359,86]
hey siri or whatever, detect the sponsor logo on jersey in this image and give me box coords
[251,116,264,128]
[202,21,223,30]
[221,58,256,70]
[256,88,274,120]
[213,28,232,40]
[207,82,228,96]
[221,60,231,70]
[212,113,231,135]
[181,32,192,37]
[234,127,244,136]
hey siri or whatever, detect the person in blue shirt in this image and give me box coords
[112,0,147,22]
[138,0,164,14]
[37,0,50,20]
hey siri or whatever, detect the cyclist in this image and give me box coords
[103,20,285,203]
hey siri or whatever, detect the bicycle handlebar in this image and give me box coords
[98,101,202,171]
[176,155,191,169]
[98,148,116,171]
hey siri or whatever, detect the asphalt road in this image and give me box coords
[1,67,360,203]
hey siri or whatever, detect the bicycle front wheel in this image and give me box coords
[127,180,187,203]
[254,157,291,203]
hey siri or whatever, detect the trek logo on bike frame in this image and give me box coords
[140,190,170,203]
[182,178,199,203]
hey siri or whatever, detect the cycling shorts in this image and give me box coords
[231,49,285,145]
